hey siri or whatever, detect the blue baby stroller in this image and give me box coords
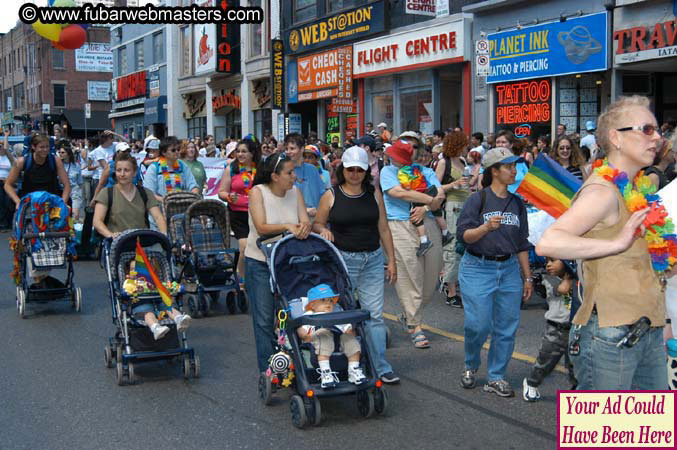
[102,229,199,385]
[11,191,81,318]
[258,233,387,429]
[180,199,247,316]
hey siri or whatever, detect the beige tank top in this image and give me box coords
[245,184,300,262]
[572,177,665,327]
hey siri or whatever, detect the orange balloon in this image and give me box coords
[57,25,86,50]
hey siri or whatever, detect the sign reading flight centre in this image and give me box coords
[285,0,386,54]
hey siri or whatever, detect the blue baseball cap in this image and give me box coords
[307,283,339,303]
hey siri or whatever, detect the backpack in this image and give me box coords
[103,185,150,228]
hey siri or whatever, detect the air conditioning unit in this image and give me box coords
[621,73,653,95]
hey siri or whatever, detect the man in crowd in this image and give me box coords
[284,133,326,218]
[356,134,381,188]
[470,132,485,155]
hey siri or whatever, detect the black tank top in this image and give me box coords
[21,155,59,197]
[328,185,380,253]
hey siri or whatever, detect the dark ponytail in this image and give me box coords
[481,163,500,188]
[253,153,289,186]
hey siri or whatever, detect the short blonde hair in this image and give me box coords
[597,95,651,153]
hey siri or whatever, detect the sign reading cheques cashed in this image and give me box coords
[285,0,387,54]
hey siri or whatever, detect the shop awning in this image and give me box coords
[144,96,167,126]
[63,109,111,131]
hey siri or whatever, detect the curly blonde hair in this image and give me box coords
[442,131,468,158]
[597,95,651,153]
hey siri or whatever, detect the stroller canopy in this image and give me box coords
[110,229,172,282]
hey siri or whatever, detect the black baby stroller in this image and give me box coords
[181,199,247,316]
[164,191,201,299]
[11,191,81,318]
[102,228,200,385]
[257,233,387,429]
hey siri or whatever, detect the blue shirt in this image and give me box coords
[380,164,441,221]
[143,159,198,196]
[294,162,326,209]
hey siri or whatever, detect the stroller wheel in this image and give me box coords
[225,291,237,315]
[72,287,82,312]
[104,345,113,369]
[306,396,321,426]
[289,395,308,429]
[116,360,125,386]
[356,389,375,418]
[16,287,26,319]
[192,355,201,378]
[374,387,389,415]
[183,355,192,380]
[198,292,210,317]
[127,363,136,385]
[258,372,273,406]
[237,290,248,313]
[186,294,199,318]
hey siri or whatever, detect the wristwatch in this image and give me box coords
[424,205,430,212]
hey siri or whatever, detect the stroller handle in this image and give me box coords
[256,232,289,251]
[23,231,71,239]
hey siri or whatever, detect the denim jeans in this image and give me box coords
[245,257,276,372]
[570,314,667,390]
[459,252,523,381]
[340,247,393,376]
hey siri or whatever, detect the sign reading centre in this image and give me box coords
[487,12,608,83]
[297,46,353,101]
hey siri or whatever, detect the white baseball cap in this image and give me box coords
[342,146,369,171]
[225,141,238,157]
[115,142,130,152]
[145,139,160,151]
[377,122,387,128]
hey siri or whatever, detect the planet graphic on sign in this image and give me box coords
[557,25,602,64]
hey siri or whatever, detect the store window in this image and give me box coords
[15,83,24,109]
[294,0,316,23]
[187,117,206,139]
[327,0,360,11]
[369,75,394,132]
[52,49,64,69]
[249,0,263,57]
[118,46,127,76]
[558,74,601,134]
[254,109,272,141]
[224,109,242,139]
[53,84,65,108]
[399,71,432,135]
[135,40,144,71]
[153,31,164,64]
[180,26,191,76]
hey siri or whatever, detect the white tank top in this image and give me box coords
[245,184,300,262]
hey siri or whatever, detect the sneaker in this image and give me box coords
[461,369,477,389]
[174,314,192,333]
[416,241,433,257]
[522,378,541,402]
[316,368,338,389]
[348,366,367,385]
[442,232,454,247]
[484,379,515,397]
[380,371,401,384]
[446,295,463,308]
[151,323,170,341]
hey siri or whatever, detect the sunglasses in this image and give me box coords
[558,146,571,150]
[616,124,661,136]
[345,167,365,173]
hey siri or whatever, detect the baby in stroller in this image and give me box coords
[122,258,192,340]
[297,284,367,388]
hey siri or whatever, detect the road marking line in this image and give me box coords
[383,312,568,375]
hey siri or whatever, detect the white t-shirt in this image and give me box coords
[91,143,116,179]
[0,155,11,179]
[580,134,596,150]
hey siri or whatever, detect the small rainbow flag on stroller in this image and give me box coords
[135,238,172,309]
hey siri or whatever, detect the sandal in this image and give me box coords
[410,331,430,349]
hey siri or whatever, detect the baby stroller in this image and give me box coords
[102,228,199,385]
[181,199,247,316]
[258,233,387,429]
[11,191,81,318]
[164,191,201,296]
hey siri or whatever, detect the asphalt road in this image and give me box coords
[0,231,564,450]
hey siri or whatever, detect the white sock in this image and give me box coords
[420,235,429,244]
[442,229,451,237]
[348,361,360,370]
[319,360,331,371]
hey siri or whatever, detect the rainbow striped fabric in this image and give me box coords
[135,239,173,309]
[516,154,583,218]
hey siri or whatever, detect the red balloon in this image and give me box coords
[57,25,86,50]
[52,41,66,50]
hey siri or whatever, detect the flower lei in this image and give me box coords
[158,157,182,193]
[239,164,256,195]
[592,158,677,274]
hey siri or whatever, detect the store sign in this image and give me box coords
[75,43,113,72]
[406,0,436,17]
[287,61,298,104]
[148,68,160,98]
[115,70,146,102]
[285,1,386,55]
[435,0,449,17]
[297,46,352,101]
[277,113,302,141]
[271,39,284,109]
[87,81,111,101]
[487,12,608,83]
[353,20,465,77]
[184,93,206,119]
[195,24,217,75]
[495,79,551,127]
[212,89,241,111]
[253,79,271,108]
[216,1,241,74]
[613,19,677,64]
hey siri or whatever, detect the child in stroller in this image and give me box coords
[297,284,367,388]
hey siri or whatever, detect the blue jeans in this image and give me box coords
[245,257,276,372]
[340,247,393,377]
[570,314,667,390]
[459,252,523,381]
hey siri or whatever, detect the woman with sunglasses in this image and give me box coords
[143,136,199,204]
[313,146,399,384]
[550,135,588,181]
[537,96,669,390]
[57,144,83,222]
[245,152,311,373]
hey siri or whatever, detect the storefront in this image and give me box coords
[251,78,272,141]
[612,0,677,125]
[353,15,471,137]
[211,84,242,141]
[144,96,167,140]
[183,92,207,139]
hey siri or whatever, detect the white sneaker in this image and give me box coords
[151,323,170,341]
[348,366,367,385]
[316,368,338,389]
[174,314,192,333]
[522,377,541,402]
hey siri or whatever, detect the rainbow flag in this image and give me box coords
[135,238,173,309]
[516,154,583,218]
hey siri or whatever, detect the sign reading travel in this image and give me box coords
[271,39,284,109]
[285,1,386,54]
[487,12,607,83]
[613,19,677,64]
[297,46,353,101]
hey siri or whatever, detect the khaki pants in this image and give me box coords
[388,217,443,327]
[442,199,465,285]
[312,328,361,357]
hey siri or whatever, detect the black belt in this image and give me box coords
[466,249,512,262]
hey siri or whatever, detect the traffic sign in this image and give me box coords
[475,39,490,77]
[85,103,91,119]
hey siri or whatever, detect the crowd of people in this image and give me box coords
[4,95,677,402]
